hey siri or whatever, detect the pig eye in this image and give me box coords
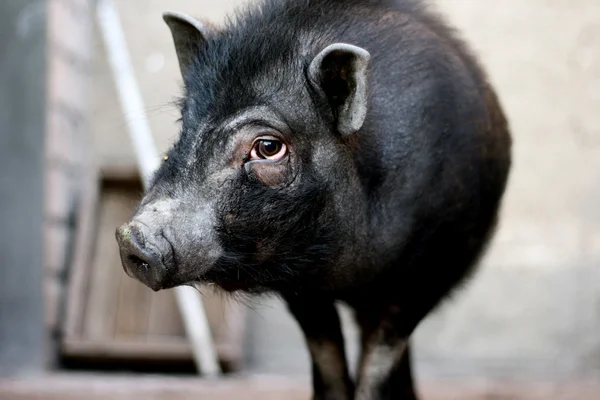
[250,138,287,161]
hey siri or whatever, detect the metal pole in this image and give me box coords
[95,0,221,377]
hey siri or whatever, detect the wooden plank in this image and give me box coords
[100,164,140,182]
[82,183,138,341]
[62,339,192,361]
[147,289,185,339]
[114,265,152,338]
[63,174,247,366]
[63,167,99,339]
[87,179,154,339]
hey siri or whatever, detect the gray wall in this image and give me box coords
[0,0,48,377]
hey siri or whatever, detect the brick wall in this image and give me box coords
[45,0,93,353]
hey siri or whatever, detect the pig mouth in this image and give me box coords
[207,280,256,293]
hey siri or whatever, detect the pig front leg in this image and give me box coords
[285,295,355,400]
[354,305,418,400]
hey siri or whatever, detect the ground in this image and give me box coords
[1,374,600,400]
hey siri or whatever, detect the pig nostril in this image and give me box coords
[127,254,150,270]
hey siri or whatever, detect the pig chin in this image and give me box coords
[199,279,268,294]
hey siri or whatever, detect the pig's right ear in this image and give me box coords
[309,43,371,136]
[163,11,213,78]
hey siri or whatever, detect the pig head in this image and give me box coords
[115,12,372,294]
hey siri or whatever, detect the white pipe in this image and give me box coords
[96,0,221,377]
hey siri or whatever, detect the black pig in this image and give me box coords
[116,0,511,398]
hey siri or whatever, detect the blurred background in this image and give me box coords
[0,0,599,398]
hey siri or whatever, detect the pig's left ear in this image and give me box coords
[309,43,371,136]
[163,11,213,78]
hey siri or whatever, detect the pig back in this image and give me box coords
[318,3,512,282]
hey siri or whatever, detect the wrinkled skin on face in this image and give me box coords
[137,105,365,293]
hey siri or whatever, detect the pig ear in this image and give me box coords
[309,43,371,136]
[163,11,213,78]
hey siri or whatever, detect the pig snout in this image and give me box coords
[115,197,222,291]
[115,222,171,291]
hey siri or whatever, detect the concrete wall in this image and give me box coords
[90,0,600,380]
[0,0,48,377]
[414,0,600,380]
